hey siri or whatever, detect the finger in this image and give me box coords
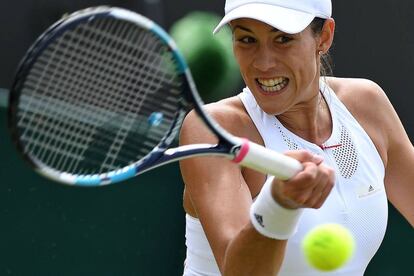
[312,154,324,165]
[288,163,333,207]
[284,149,324,164]
[281,162,319,206]
[309,167,335,208]
[312,179,334,209]
[275,163,334,208]
[289,162,319,189]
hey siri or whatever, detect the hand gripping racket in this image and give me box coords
[8,6,303,186]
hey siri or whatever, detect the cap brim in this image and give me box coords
[213,3,315,34]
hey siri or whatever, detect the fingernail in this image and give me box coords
[313,154,324,163]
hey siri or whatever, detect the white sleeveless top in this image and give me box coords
[183,82,388,276]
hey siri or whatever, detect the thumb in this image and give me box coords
[284,149,324,165]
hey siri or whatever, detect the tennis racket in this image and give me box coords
[8,6,303,186]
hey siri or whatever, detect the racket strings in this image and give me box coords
[37,19,115,172]
[98,25,165,169]
[20,32,86,167]
[17,16,183,175]
[19,93,172,167]
[81,20,181,170]
[96,22,179,171]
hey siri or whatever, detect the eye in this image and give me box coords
[275,35,293,44]
[236,36,257,44]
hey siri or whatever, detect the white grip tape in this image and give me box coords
[250,176,303,240]
[234,140,303,180]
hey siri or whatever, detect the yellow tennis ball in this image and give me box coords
[302,223,355,271]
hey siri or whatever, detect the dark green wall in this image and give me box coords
[366,206,413,275]
[0,108,186,275]
[0,0,412,275]
[1,102,412,276]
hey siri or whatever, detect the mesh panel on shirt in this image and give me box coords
[274,123,300,150]
[332,126,358,179]
[275,120,358,179]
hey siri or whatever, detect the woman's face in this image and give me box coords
[231,18,325,115]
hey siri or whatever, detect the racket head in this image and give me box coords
[8,6,206,186]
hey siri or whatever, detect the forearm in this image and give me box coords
[223,222,288,276]
[222,176,298,275]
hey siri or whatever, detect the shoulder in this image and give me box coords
[325,77,391,120]
[180,95,259,145]
[325,77,396,164]
[326,77,385,106]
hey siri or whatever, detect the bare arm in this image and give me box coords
[333,78,414,226]
[377,88,414,226]
[180,105,334,275]
[180,109,287,275]
[386,131,414,226]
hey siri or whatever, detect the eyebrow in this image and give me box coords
[232,25,281,33]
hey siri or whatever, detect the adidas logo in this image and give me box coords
[254,213,264,228]
[357,183,382,198]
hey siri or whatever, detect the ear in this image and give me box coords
[318,18,335,54]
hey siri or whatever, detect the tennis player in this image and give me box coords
[179,0,414,275]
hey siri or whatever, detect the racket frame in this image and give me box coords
[8,7,243,186]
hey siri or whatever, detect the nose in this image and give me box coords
[252,44,278,72]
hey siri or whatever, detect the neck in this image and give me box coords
[276,91,332,145]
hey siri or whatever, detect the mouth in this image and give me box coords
[256,77,289,93]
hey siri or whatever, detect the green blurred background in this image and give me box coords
[0,0,413,275]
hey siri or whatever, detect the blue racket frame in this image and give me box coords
[8,7,240,186]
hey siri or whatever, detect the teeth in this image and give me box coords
[257,77,288,92]
[262,84,282,92]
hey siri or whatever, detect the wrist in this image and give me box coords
[250,176,303,240]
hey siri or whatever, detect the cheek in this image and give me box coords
[234,47,246,65]
[233,49,252,81]
[291,47,319,80]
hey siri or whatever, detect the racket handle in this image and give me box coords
[233,139,303,180]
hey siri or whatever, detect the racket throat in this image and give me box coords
[231,138,250,163]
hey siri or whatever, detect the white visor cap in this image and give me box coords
[213,0,332,34]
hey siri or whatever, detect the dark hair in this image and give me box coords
[310,18,333,76]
